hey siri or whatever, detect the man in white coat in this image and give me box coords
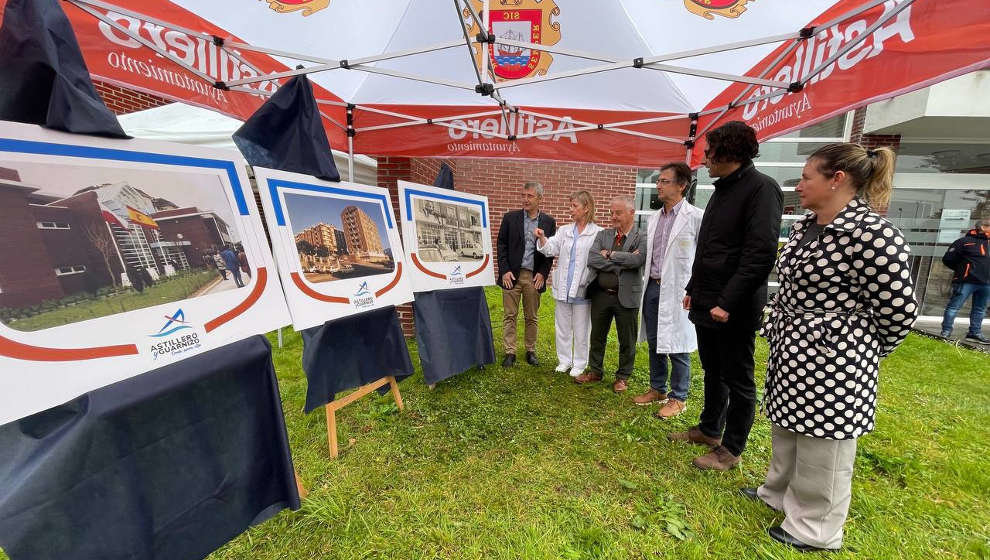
[634,162,704,418]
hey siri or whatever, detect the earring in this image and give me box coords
[831,186,837,191]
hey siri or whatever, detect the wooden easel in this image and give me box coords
[324,375,404,458]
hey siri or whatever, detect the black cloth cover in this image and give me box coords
[413,287,495,385]
[301,306,413,412]
[0,335,300,560]
[232,75,340,182]
[0,0,128,137]
[432,162,454,190]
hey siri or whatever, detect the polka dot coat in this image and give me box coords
[760,198,918,440]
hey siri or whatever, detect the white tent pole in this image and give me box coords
[800,0,914,87]
[348,41,465,66]
[71,2,215,84]
[816,0,890,32]
[319,111,348,131]
[604,129,684,144]
[70,0,213,41]
[223,42,338,65]
[348,136,355,182]
[455,0,487,89]
[601,114,686,128]
[480,0,490,88]
[355,119,508,141]
[646,64,790,89]
[355,109,505,132]
[694,39,801,139]
[225,64,337,88]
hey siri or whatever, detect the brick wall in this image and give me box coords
[93,80,171,115]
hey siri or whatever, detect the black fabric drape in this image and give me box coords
[0,336,299,560]
[413,287,495,385]
[301,306,413,412]
[233,74,340,182]
[0,0,127,137]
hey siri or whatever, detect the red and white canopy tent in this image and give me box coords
[31,0,990,177]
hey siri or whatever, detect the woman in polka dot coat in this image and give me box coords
[743,143,919,552]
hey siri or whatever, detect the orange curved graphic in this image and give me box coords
[290,271,350,303]
[411,253,447,279]
[0,336,138,362]
[466,254,491,278]
[205,267,269,332]
[375,262,403,297]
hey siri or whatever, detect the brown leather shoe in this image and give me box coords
[612,379,629,393]
[692,445,741,471]
[655,398,686,419]
[667,425,721,447]
[632,389,667,405]
[574,371,603,384]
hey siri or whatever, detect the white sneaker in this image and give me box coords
[569,367,584,377]
[554,363,572,373]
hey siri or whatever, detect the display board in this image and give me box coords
[0,121,290,425]
[255,168,413,329]
[397,180,495,292]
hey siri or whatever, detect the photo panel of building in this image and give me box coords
[0,122,290,425]
[0,161,251,332]
[412,198,485,262]
[398,181,495,293]
[284,194,395,284]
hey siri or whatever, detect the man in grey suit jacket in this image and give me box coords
[575,195,646,392]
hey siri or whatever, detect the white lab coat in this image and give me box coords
[537,221,602,301]
[637,201,704,354]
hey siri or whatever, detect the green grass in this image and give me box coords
[3,287,988,559]
[3,269,218,331]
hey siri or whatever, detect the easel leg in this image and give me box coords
[387,375,405,411]
[294,470,309,499]
[325,405,338,458]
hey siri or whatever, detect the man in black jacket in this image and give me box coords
[940,217,990,343]
[669,121,783,471]
[496,181,556,367]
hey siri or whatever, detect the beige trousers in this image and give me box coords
[757,424,858,550]
[502,269,541,354]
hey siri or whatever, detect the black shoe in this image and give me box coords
[739,487,759,501]
[525,351,539,366]
[768,526,831,552]
[965,333,990,344]
[740,487,780,511]
[502,354,516,367]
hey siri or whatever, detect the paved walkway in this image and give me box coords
[913,317,990,353]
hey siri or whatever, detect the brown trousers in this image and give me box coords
[502,269,541,354]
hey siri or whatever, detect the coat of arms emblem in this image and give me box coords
[464,0,561,81]
[264,0,330,17]
[684,0,753,20]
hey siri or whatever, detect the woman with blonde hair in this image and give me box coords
[744,143,918,551]
[535,191,602,376]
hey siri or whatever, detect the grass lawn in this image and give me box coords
[2,287,987,559]
[4,269,218,331]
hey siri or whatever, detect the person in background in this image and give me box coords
[939,217,990,343]
[668,121,783,472]
[535,191,602,377]
[497,181,556,367]
[237,244,252,279]
[212,251,228,281]
[633,162,704,419]
[220,245,244,288]
[576,195,645,392]
[746,143,918,552]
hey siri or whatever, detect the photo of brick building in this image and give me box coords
[0,165,242,316]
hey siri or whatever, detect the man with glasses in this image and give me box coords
[634,162,704,419]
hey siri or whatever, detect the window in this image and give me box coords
[54,265,86,276]
[37,221,71,230]
[895,142,990,174]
